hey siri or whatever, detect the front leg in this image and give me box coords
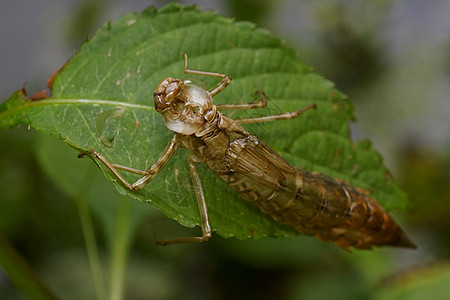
[78,133,179,191]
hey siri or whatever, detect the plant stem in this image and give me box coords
[75,169,108,300]
[0,233,58,300]
[109,195,132,300]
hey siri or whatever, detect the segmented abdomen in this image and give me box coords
[220,135,415,250]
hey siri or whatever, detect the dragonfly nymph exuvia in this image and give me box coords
[79,53,415,250]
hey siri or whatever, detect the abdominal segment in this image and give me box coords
[220,136,415,250]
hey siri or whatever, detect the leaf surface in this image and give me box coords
[0,3,407,239]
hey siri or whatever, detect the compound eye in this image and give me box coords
[154,93,170,110]
[166,82,181,98]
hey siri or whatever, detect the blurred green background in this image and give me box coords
[1,0,449,299]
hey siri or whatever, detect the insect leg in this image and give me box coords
[216,91,268,110]
[78,133,179,191]
[156,156,212,245]
[235,103,317,124]
[182,52,231,97]
[110,164,148,175]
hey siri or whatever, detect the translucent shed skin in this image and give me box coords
[80,53,415,250]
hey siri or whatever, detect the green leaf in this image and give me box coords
[0,3,407,240]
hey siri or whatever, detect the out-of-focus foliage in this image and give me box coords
[397,145,450,255]
[313,2,387,91]
[64,0,106,46]
[1,0,449,299]
[229,0,273,23]
[375,263,450,300]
